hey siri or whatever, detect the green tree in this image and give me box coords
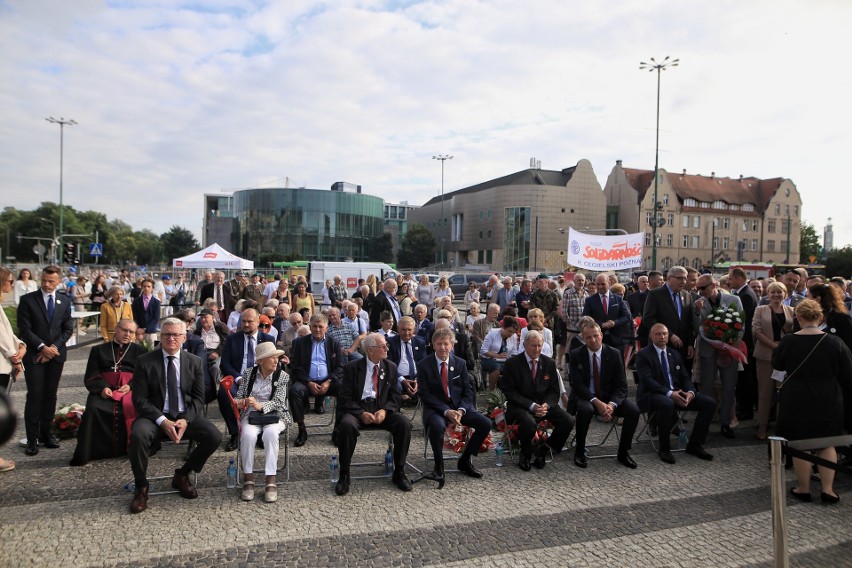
[397,223,435,268]
[825,246,852,278]
[365,232,395,264]
[799,222,821,263]
[161,226,199,262]
[135,229,164,266]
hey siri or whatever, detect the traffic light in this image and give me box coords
[63,243,79,265]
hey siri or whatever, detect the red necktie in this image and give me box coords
[602,294,608,316]
[593,353,602,396]
[372,364,379,395]
[530,359,537,383]
[441,361,449,400]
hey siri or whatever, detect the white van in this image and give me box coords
[307,261,399,297]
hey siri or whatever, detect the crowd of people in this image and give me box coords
[1,264,850,512]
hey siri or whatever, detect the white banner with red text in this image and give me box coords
[567,228,643,271]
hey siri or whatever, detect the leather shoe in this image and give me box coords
[24,441,39,456]
[617,452,637,469]
[573,452,588,469]
[721,425,735,439]
[533,444,548,469]
[685,444,713,461]
[130,485,149,514]
[40,435,60,449]
[658,450,676,464]
[225,434,239,452]
[294,429,308,447]
[335,473,350,496]
[392,471,413,492]
[457,458,483,479]
[518,454,532,471]
[171,470,198,499]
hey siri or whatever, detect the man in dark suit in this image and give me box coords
[635,323,716,464]
[417,327,492,480]
[17,265,74,455]
[218,308,274,450]
[728,267,758,420]
[335,333,413,495]
[500,330,574,471]
[369,279,402,332]
[387,316,427,398]
[582,273,632,356]
[568,322,639,469]
[288,313,345,447]
[626,275,649,322]
[640,266,694,364]
[127,318,222,513]
[199,271,243,321]
[413,304,434,342]
[131,278,161,345]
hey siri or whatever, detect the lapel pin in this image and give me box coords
[450,367,454,372]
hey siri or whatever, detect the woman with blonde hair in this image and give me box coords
[100,285,134,342]
[752,281,794,439]
[435,277,453,301]
[0,267,27,471]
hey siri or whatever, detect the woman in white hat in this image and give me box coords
[234,342,292,502]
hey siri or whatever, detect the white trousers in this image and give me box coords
[239,420,285,476]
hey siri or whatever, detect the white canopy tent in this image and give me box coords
[172,243,254,270]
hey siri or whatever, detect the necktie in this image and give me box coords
[530,359,537,383]
[216,285,223,310]
[372,364,379,395]
[246,335,255,369]
[440,361,449,400]
[167,355,180,416]
[405,342,416,379]
[602,294,608,316]
[672,292,682,319]
[660,350,672,389]
[47,294,55,321]
[593,353,601,396]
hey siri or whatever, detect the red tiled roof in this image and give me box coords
[621,168,785,213]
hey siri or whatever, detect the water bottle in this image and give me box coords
[384,447,393,476]
[495,442,504,467]
[678,429,689,450]
[226,458,237,489]
[324,396,331,411]
[329,455,339,483]
[124,481,153,492]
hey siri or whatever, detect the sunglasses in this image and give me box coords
[258,324,270,329]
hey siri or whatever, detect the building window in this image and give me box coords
[713,236,719,249]
[743,220,749,232]
[479,211,484,219]
[730,204,740,211]
[682,235,689,248]
[693,258,703,269]
[752,220,758,231]
[713,200,726,209]
[781,219,789,234]
[503,207,530,272]
[487,229,492,238]
[723,237,730,249]
[451,214,463,242]
[477,250,484,264]
[693,216,700,229]
[487,210,492,219]
[666,234,673,247]
[679,257,689,267]
[768,219,776,233]
[683,215,690,228]
[785,204,790,215]
[662,257,673,270]
[486,250,493,264]
[667,213,674,226]
[684,198,697,207]
[794,205,799,216]
[775,203,781,215]
[645,232,651,246]
[722,217,730,230]
[663,194,669,205]
[751,239,758,251]
[479,231,483,239]
[742,203,754,212]
[646,212,654,226]
[692,236,700,248]
[700,201,710,209]
[768,240,776,252]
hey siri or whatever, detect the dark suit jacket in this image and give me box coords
[635,344,695,411]
[582,293,632,346]
[338,358,400,416]
[369,291,400,332]
[641,285,694,348]
[416,354,476,423]
[734,284,758,350]
[288,334,344,385]
[182,334,214,399]
[131,348,205,424]
[18,289,74,364]
[626,290,648,322]
[387,334,427,374]
[414,318,434,341]
[131,295,161,333]
[500,352,561,412]
[567,344,628,413]
[219,331,274,379]
[199,280,242,315]
[192,320,230,358]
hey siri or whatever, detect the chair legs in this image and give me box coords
[635,411,687,453]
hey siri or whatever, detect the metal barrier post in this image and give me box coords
[769,436,789,568]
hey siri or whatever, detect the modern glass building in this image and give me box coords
[204,184,386,262]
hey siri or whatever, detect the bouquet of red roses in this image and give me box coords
[702,305,747,364]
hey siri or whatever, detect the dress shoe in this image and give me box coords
[820,491,840,504]
[40,435,60,449]
[335,473,350,496]
[294,429,308,447]
[658,450,676,464]
[225,434,239,452]
[617,452,637,469]
[392,471,413,492]
[130,485,149,514]
[790,488,812,502]
[433,460,445,480]
[264,484,278,503]
[518,454,532,471]
[241,482,255,502]
[457,457,483,479]
[573,452,588,469]
[314,404,325,415]
[24,441,39,456]
[533,444,548,469]
[171,470,198,499]
[721,425,735,439]
[685,444,713,461]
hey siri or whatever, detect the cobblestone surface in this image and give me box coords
[0,344,849,567]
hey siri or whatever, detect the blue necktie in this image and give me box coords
[672,292,682,319]
[47,294,55,321]
[405,342,416,379]
[246,335,255,369]
[660,350,672,389]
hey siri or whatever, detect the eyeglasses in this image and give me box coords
[370,344,389,350]
[258,324,270,329]
[696,285,710,291]
[116,327,134,333]
[161,332,185,339]
[670,275,687,281]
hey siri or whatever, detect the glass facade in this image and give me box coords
[233,187,385,261]
[503,206,530,272]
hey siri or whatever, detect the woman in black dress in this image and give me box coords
[773,299,852,503]
[807,283,852,349]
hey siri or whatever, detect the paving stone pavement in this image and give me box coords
[0,344,850,567]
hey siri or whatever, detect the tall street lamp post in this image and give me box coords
[433,154,452,268]
[639,56,678,270]
[45,116,77,259]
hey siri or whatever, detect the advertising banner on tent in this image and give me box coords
[567,228,644,271]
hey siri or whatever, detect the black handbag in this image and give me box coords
[247,411,279,425]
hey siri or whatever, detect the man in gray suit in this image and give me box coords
[127,318,222,514]
[694,274,744,439]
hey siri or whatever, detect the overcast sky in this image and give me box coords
[2,0,850,251]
